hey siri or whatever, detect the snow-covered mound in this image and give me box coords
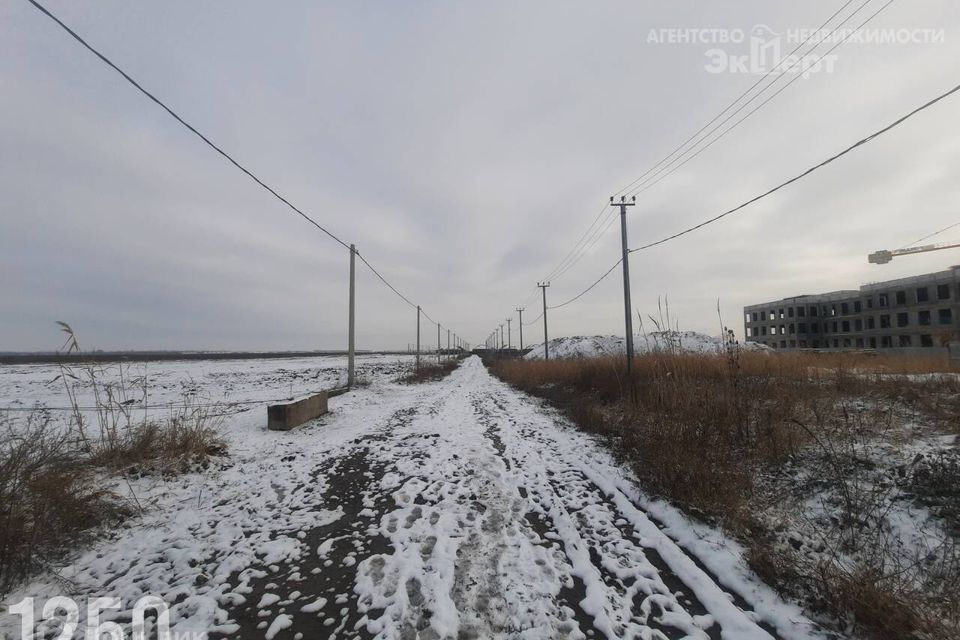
[524,331,768,360]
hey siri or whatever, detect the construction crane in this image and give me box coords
[868,242,960,264]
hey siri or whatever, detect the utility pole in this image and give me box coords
[538,282,550,360]
[499,324,504,354]
[611,195,636,389]
[506,318,512,350]
[447,328,451,359]
[416,305,421,371]
[348,244,356,388]
[437,323,441,365]
[516,308,524,350]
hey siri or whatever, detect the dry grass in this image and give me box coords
[89,405,226,474]
[492,348,960,638]
[495,351,820,519]
[0,322,227,594]
[399,358,461,384]
[0,412,130,593]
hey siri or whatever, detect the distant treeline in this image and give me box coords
[0,350,412,365]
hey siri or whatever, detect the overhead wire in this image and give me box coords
[24,0,351,251]
[628,80,960,254]
[355,253,418,310]
[522,311,544,327]
[26,0,466,343]
[542,78,960,317]
[505,0,904,325]
[898,221,960,250]
[539,0,869,286]
[549,259,623,310]
[620,0,865,199]
[623,0,894,200]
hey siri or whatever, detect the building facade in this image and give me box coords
[744,266,960,351]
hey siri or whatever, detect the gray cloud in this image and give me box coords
[2,1,960,351]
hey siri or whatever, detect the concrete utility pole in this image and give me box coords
[447,328,451,358]
[499,324,505,353]
[437,323,441,365]
[506,318,512,350]
[348,244,356,388]
[611,195,636,384]
[416,305,421,371]
[538,282,550,360]
[516,308,524,350]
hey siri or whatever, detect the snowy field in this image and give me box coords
[524,331,770,360]
[0,355,836,640]
[0,354,416,438]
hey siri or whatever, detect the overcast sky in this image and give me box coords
[2,1,959,351]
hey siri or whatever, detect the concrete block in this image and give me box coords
[267,391,329,431]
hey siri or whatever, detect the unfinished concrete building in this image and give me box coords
[743,266,960,353]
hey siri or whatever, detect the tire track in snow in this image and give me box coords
[472,390,713,640]
[93,355,826,640]
[353,365,587,639]
[477,363,816,640]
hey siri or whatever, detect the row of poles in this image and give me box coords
[413,304,469,371]
[346,245,469,387]
[350,194,637,386]
[481,196,637,385]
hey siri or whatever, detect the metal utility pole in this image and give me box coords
[348,244,356,388]
[611,195,636,383]
[506,318,512,350]
[516,308,524,350]
[416,305,421,371]
[538,282,550,360]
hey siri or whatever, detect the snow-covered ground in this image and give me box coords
[0,354,415,419]
[0,355,835,639]
[755,421,959,598]
[524,331,769,360]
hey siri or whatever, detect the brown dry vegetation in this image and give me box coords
[89,406,226,474]
[399,358,462,384]
[0,412,130,593]
[1,401,225,593]
[492,348,960,639]
[1,325,226,593]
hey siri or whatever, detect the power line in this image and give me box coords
[25,0,351,251]
[522,311,543,327]
[541,201,609,282]
[630,80,960,254]
[620,0,866,199]
[421,309,438,326]
[550,211,620,281]
[623,0,893,200]
[539,0,868,285]
[355,253,418,310]
[537,79,960,317]
[27,0,467,346]
[549,259,623,310]
[898,221,960,250]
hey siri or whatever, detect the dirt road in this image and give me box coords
[2,356,829,640]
